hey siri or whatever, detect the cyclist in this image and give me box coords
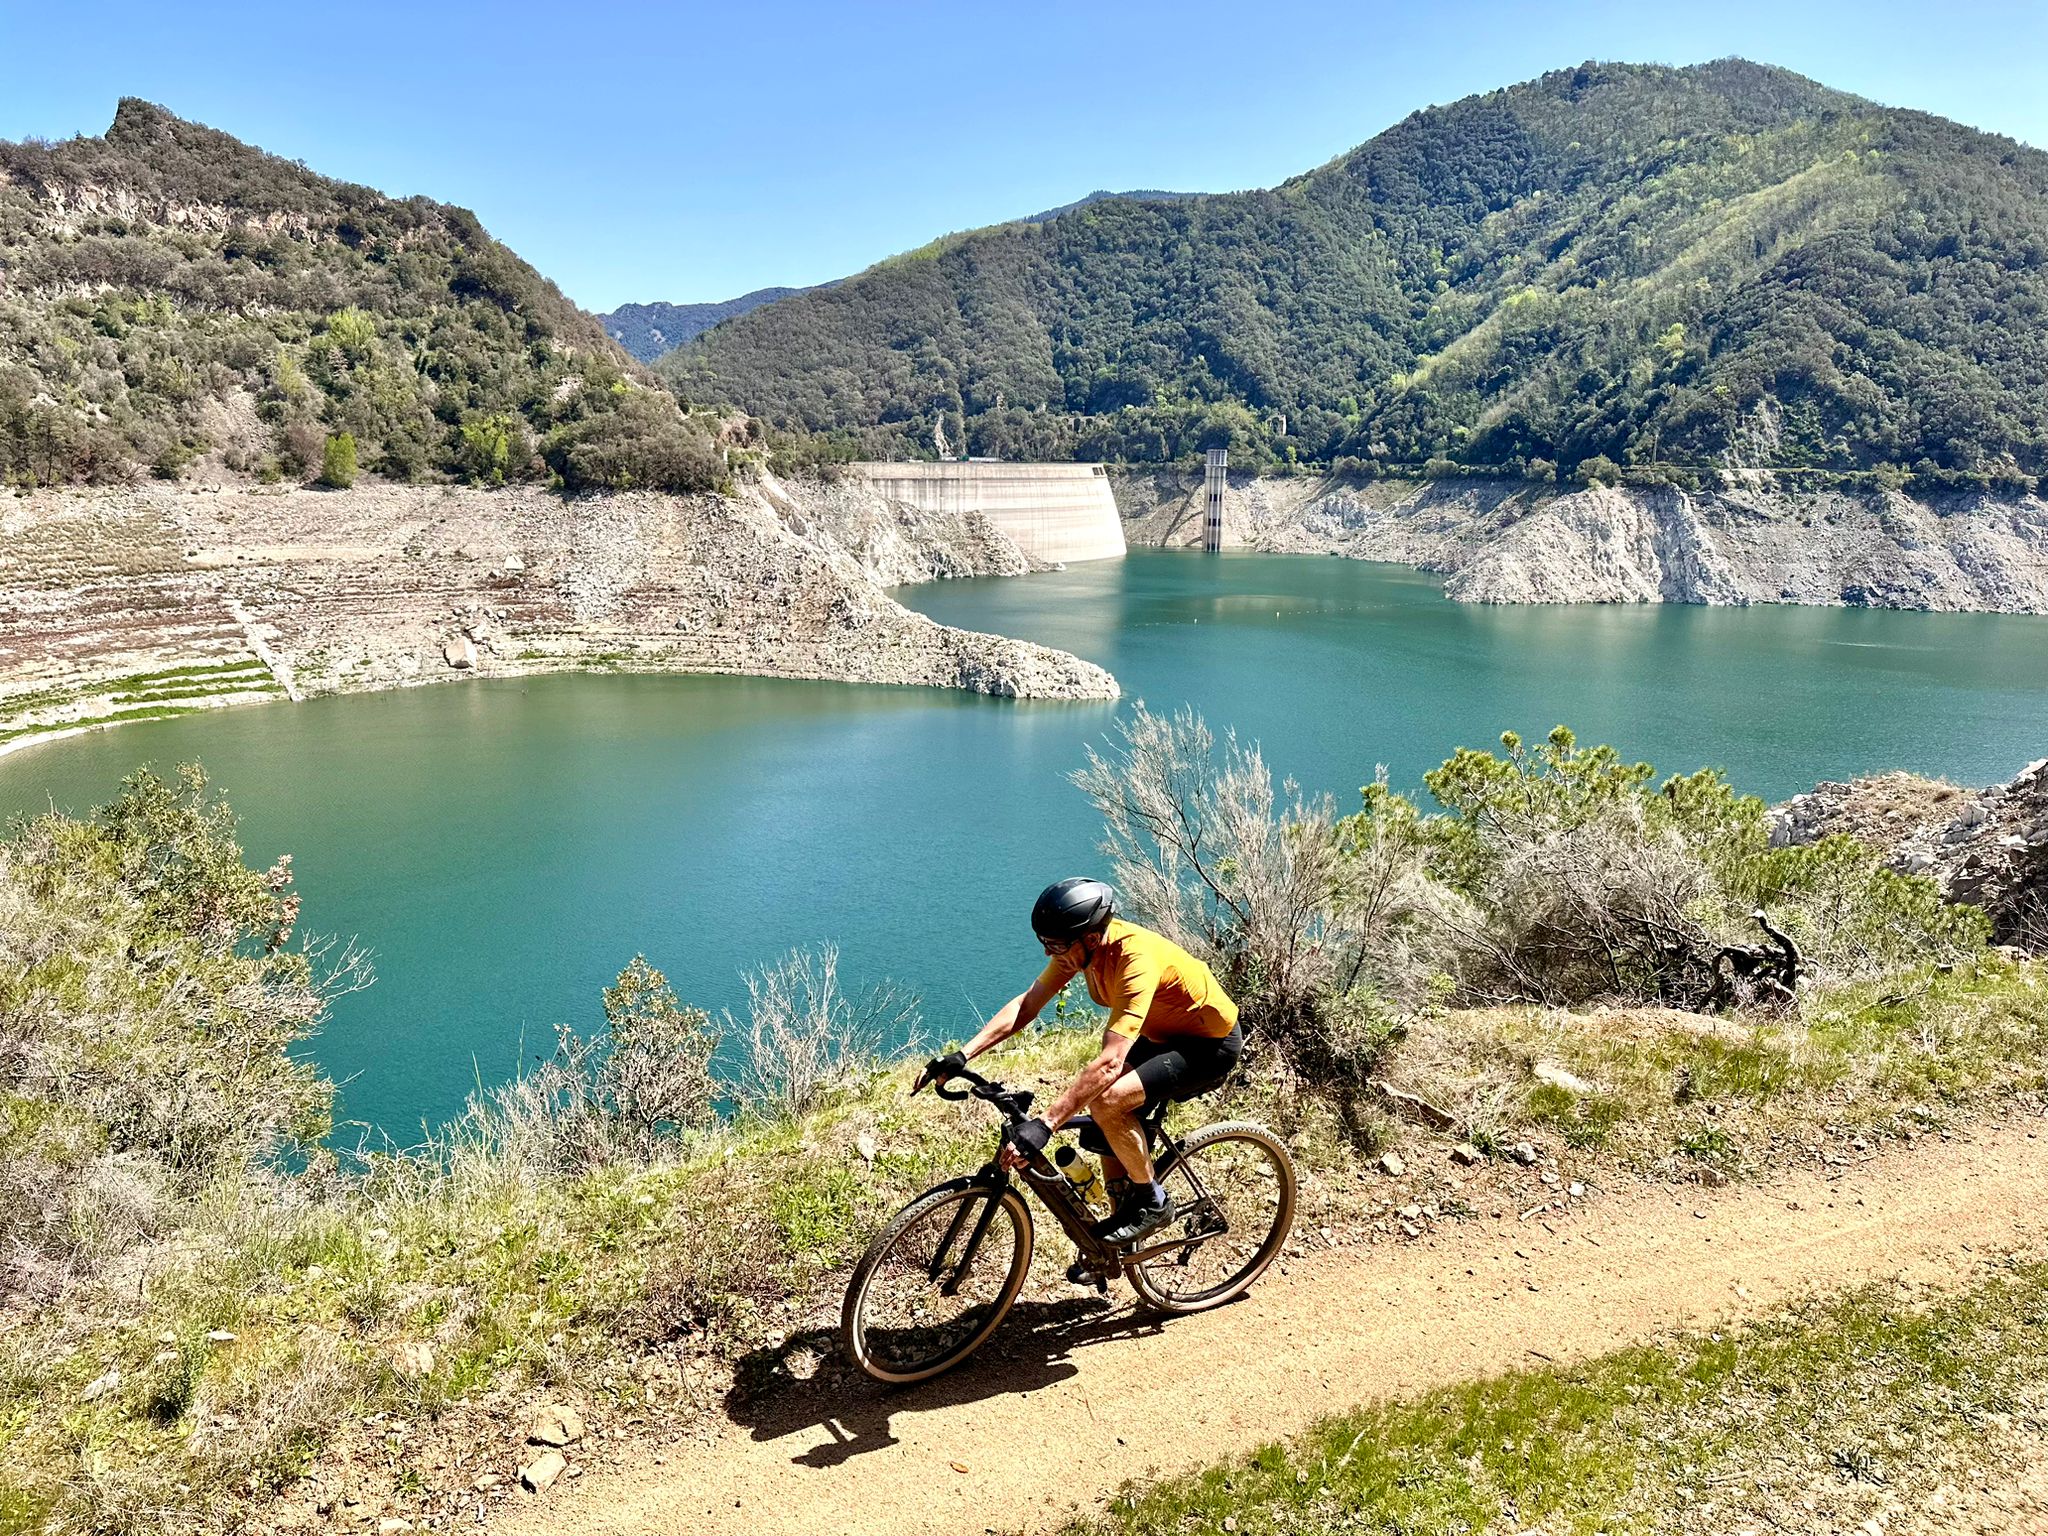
[916,878,1243,1246]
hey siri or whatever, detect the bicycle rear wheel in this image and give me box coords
[841,1178,1034,1384]
[1126,1121,1295,1314]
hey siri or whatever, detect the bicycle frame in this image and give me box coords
[926,1066,1227,1285]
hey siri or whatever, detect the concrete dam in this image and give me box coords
[853,462,1127,565]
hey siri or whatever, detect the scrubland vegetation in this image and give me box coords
[2,718,2042,1532]
[0,101,732,494]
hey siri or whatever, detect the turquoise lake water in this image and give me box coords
[5,550,2045,1138]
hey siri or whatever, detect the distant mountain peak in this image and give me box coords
[599,287,814,363]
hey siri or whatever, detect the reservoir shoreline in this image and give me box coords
[5,550,2044,1137]
[0,471,1119,761]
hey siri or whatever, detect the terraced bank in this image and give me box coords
[0,477,1116,753]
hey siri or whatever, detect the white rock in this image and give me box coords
[392,1341,435,1379]
[520,1451,568,1492]
[1532,1061,1594,1096]
[442,634,477,670]
[528,1403,585,1446]
[1377,1151,1406,1177]
[80,1368,122,1403]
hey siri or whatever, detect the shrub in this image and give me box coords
[541,388,723,495]
[277,420,325,477]
[0,766,358,1299]
[1413,726,1985,1006]
[455,411,521,486]
[1073,706,1455,1091]
[151,438,198,479]
[318,431,356,488]
[1573,454,1623,487]
[475,955,720,1172]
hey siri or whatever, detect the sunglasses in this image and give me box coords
[1039,936,1076,954]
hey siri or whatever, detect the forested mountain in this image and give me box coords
[600,287,810,362]
[601,191,1198,366]
[0,100,725,491]
[1020,189,1192,224]
[667,61,2048,483]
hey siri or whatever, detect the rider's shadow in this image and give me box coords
[725,1294,1170,1469]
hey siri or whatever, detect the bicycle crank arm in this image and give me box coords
[1121,1235,1204,1264]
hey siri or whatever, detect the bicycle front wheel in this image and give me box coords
[1127,1121,1296,1314]
[841,1178,1034,1384]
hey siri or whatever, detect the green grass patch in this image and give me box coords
[1390,956,2048,1175]
[1070,1259,2048,1536]
[109,678,282,706]
[2,660,272,732]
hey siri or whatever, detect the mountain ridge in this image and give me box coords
[600,288,813,362]
[601,194,1196,364]
[0,98,727,493]
[667,59,2048,484]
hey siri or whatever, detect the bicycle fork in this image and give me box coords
[928,1171,1009,1297]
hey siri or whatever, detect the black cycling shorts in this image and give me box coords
[1124,1025,1243,1112]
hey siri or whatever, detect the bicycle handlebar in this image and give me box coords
[919,1063,1034,1122]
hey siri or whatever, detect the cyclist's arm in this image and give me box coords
[958,970,1066,1061]
[1040,1026,1137,1129]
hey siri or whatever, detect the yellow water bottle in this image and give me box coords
[1053,1145,1105,1208]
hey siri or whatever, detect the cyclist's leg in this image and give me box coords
[1091,1071,1156,1186]
[1096,1037,1167,1187]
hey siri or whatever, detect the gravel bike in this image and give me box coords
[840,1063,1297,1383]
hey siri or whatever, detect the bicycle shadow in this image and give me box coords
[724,1293,1171,1469]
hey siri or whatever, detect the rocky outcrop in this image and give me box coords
[755,471,1034,586]
[1115,471,2048,612]
[1771,760,2048,949]
[0,479,1115,752]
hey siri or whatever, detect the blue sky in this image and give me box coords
[4,0,2045,312]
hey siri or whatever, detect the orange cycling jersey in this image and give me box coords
[1034,918,1239,1042]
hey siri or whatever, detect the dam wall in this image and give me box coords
[852,462,1127,565]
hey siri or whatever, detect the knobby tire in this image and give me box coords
[841,1179,1034,1384]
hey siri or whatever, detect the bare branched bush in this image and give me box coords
[1076,705,1336,1016]
[725,944,919,1121]
[1074,706,1454,1095]
[1455,807,1716,1005]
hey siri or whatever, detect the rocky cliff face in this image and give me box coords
[1771,760,2048,950]
[1114,472,2048,612]
[759,472,1035,586]
[0,478,1112,753]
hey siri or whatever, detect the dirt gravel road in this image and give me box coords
[504,1109,2048,1536]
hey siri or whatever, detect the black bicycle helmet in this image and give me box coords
[1031,877,1116,943]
